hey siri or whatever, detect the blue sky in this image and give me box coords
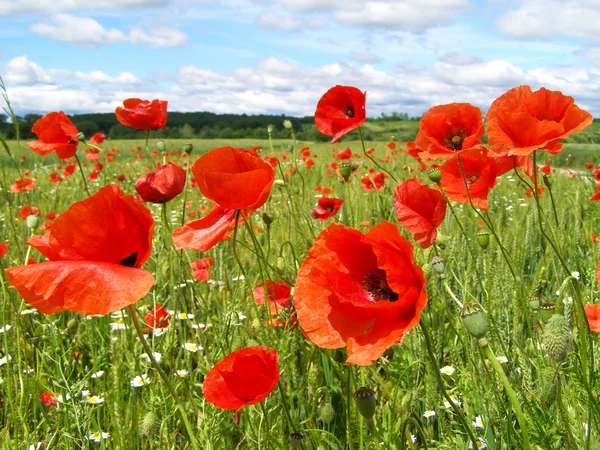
[1,0,599,117]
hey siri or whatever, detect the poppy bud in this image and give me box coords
[421,263,433,279]
[543,174,552,188]
[477,230,489,249]
[528,296,540,310]
[542,314,571,363]
[461,302,487,340]
[156,141,166,152]
[262,213,274,226]
[540,303,556,323]
[353,386,376,420]
[318,402,335,424]
[431,256,445,275]
[339,163,352,182]
[283,120,293,130]
[26,215,40,230]
[182,142,193,154]
[67,318,78,332]
[76,131,86,141]
[290,432,304,450]
[427,167,441,184]
[267,124,274,134]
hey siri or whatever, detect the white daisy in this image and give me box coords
[496,356,508,364]
[86,432,110,442]
[183,343,202,352]
[87,396,105,405]
[175,370,189,377]
[473,416,484,429]
[423,410,436,419]
[131,374,151,387]
[91,371,104,379]
[440,366,455,376]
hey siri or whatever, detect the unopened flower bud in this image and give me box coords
[318,403,335,424]
[477,230,490,249]
[427,167,441,184]
[290,432,304,450]
[353,386,376,420]
[262,212,274,226]
[156,141,166,152]
[267,124,274,134]
[431,256,445,275]
[339,163,352,182]
[543,174,552,188]
[26,215,39,230]
[542,314,571,363]
[283,120,293,130]
[461,302,487,339]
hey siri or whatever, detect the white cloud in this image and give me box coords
[256,13,324,31]
[0,0,181,15]
[431,60,532,87]
[30,14,188,48]
[498,0,600,42]
[350,51,383,64]
[2,56,54,86]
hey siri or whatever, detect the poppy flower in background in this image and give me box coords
[190,257,213,281]
[144,304,170,329]
[0,243,8,258]
[89,132,106,145]
[62,164,76,177]
[440,148,499,210]
[335,148,352,160]
[361,172,386,192]
[590,184,600,201]
[28,111,79,160]
[5,184,155,315]
[584,303,600,332]
[393,179,447,249]
[18,206,39,220]
[315,85,366,143]
[173,147,274,252]
[10,178,36,193]
[486,85,593,157]
[115,98,168,131]
[416,103,485,161]
[294,222,427,366]
[253,280,292,315]
[40,392,58,407]
[203,346,280,422]
[311,197,343,222]
[135,162,186,204]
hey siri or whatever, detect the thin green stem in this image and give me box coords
[75,153,91,196]
[357,126,397,182]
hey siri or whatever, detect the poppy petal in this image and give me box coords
[173,205,236,251]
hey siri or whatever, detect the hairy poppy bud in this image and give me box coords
[182,142,193,154]
[353,387,376,420]
[26,214,40,230]
[283,120,293,130]
[461,302,487,339]
[339,163,352,182]
[542,314,571,363]
[290,432,304,450]
[427,167,442,184]
[477,230,489,249]
[318,403,335,424]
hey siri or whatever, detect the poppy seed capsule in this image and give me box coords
[283,120,293,130]
[290,432,304,450]
[26,214,40,230]
[540,303,556,323]
[461,302,487,339]
[75,131,86,141]
[353,386,376,420]
[339,163,352,182]
[528,296,540,310]
[477,230,490,249]
[267,124,274,134]
[431,256,445,275]
[182,142,193,154]
[156,141,166,152]
[427,167,442,184]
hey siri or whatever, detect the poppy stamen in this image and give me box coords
[445,129,466,151]
[344,106,355,118]
[120,252,138,267]
[362,268,399,302]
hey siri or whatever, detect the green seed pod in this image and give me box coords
[427,167,441,184]
[26,215,40,231]
[542,314,571,363]
[477,230,490,249]
[461,302,487,339]
[156,141,166,152]
[267,124,274,134]
[339,163,352,182]
[353,387,376,420]
[431,256,445,275]
[182,142,193,154]
[528,296,540,310]
[318,402,335,424]
[76,131,86,141]
[283,120,293,130]
[290,432,304,450]
[539,303,556,323]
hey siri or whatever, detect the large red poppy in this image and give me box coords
[28,111,79,160]
[294,222,427,366]
[135,162,186,203]
[5,184,155,315]
[393,179,447,248]
[416,103,485,161]
[311,197,343,222]
[315,85,366,143]
[115,98,168,131]
[440,148,499,210]
[203,346,280,421]
[486,85,593,157]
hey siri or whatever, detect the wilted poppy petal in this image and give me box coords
[173,206,236,251]
[5,261,154,315]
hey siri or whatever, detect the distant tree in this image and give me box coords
[180,123,195,139]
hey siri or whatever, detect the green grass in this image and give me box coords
[0,133,600,449]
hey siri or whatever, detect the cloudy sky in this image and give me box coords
[1,0,599,117]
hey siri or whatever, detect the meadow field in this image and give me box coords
[1,86,600,450]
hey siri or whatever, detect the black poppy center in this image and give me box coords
[325,205,334,213]
[362,268,398,302]
[344,106,355,118]
[120,252,138,267]
[445,129,466,151]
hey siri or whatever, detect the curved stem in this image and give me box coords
[357,127,397,181]
[75,153,91,196]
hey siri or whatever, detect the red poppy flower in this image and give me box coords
[361,172,386,192]
[135,162,186,204]
[416,103,485,161]
[40,392,58,407]
[62,164,76,177]
[203,346,280,421]
[393,179,447,249]
[584,304,600,332]
[486,85,593,157]
[590,185,600,201]
[253,280,292,315]
[0,243,8,258]
[10,178,36,193]
[311,197,343,222]
[115,98,168,131]
[294,222,427,366]
[28,112,79,160]
[315,85,366,143]
[5,184,155,315]
[190,257,213,282]
[539,164,551,175]
[145,304,170,329]
[336,148,352,160]
[18,206,39,220]
[89,132,106,145]
[440,149,499,210]
[586,162,594,169]
[306,159,315,169]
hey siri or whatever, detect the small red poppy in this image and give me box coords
[253,280,292,315]
[28,112,79,160]
[115,98,168,131]
[0,243,8,258]
[416,103,485,160]
[89,132,106,145]
[40,392,58,407]
[486,85,593,157]
[294,222,427,366]
[584,303,600,332]
[315,85,366,143]
[361,172,386,192]
[590,185,600,201]
[202,346,280,422]
[135,162,186,204]
[336,148,352,160]
[145,304,170,329]
[311,197,343,222]
[393,179,447,249]
[190,257,213,282]
[10,178,36,193]
[5,185,155,315]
